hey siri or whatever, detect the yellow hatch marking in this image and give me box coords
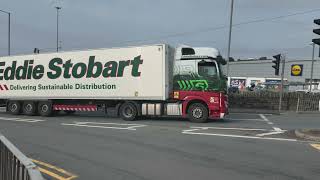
[38,167,68,180]
[32,159,78,180]
[310,144,320,151]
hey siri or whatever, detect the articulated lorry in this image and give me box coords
[0,44,227,123]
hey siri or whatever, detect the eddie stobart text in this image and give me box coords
[0,55,143,80]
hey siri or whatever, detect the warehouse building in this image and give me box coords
[226,59,320,91]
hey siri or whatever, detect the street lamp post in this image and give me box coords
[55,6,61,52]
[0,9,11,56]
[226,0,234,77]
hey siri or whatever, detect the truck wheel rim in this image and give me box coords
[25,104,32,112]
[41,105,48,112]
[124,107,133,118]
[11,104,17,112]
[192,108,203,119]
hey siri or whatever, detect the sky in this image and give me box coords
[0,0,320,60]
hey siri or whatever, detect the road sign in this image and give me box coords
[291,64,303,76]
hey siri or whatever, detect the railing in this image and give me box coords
[0,133,44,180]
[229,91,320,111]
[296,97,320,112]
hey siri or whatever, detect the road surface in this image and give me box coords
[0,111,319,180]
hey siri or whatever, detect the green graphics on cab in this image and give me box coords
[173,73,224,92]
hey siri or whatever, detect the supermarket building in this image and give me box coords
[227,59,320,91]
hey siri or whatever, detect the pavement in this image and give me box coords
[0,110,320,180]
[295,129,320,142]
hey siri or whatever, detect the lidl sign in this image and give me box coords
[291,64,303,76]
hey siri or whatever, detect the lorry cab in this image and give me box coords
[174,46,227,92]
[171,46,228,122]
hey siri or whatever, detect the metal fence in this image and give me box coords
[0,133,44,180]
[296,96,320,112]
[229,91,320,112]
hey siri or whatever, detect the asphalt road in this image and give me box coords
[0,111,320,180]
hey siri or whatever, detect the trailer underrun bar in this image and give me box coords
[53,104,97,111]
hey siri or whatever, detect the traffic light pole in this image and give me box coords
[310,43,315,92]
[279,55,285,113]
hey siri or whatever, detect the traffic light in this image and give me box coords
[312,19,320,46]
[272,54,281,76]
[33,48,40,54]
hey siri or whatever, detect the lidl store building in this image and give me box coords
[227,59,320,91]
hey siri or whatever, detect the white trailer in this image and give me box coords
[0,44,228,123]
[0,44,173,100]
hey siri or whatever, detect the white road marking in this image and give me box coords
[229,113,273,116]
[71,122,144,126]
[62,123,137,130]
[259,114,270,122]
[0,117,45,123]
[182,129,296,142]
[0,117,21,120]
[17,119,46,122]
[182,128,204,133]
[228,118,266,122]
[190,126,268,131]
[256,131,286,137]
[127,125,148,129]
[259,114,283,131]
[261,114,273,116]
[272,127,283,132]
[61,121,147,130]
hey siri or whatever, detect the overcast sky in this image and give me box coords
[0,0,320,59]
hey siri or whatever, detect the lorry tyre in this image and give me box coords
[38,101,53,116]
[119,102,137,121]
[22,101,37,116]
[7,101,21,115]
[188,103,208,123]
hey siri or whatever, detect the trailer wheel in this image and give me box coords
[119,102,137,121]
[22,101,37,116]
[38,101,53,117]
[187,103,208,123]
[7,101,21,115]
